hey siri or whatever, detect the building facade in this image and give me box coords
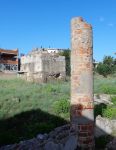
[0,48,18,72]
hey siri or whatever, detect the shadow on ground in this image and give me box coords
[0,105,115,149]
[94,103,107,117]
[0,109,68,146]
[94,103,114,149]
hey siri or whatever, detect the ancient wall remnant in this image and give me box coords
[71,17,94,149]
[19,51,66,83]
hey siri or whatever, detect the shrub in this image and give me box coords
[96,56,116,77]
[94,103,107,118]
[111,96,116,105]
[96,63,111,77]
[100,85,116,94]
[102,106,116,119]
[59,50,71,76]
[53,99,70,115]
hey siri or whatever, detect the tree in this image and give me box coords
[103,56,113,65]
[96,55,116,77]
[96,63,111,77]
[59,50,71,76]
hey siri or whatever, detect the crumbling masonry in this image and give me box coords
[71,17,94,149]
[20,51,66,83]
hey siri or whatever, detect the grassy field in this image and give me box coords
[0,74,116,145]
[0,77,70,145]
[94,74,116,94]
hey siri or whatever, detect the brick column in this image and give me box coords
[71,17,94,149]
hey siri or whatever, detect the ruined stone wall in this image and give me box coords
[21,52,42,73]
[20,51,66,83]
[41,53,66,82]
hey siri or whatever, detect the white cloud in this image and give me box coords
[99,16,115,27]
[108,23,114,27]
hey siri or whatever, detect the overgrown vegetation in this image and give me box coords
[94,74,116,94]
[102,105,116,119]
[94,97,116,120]
[93,72,116,148]
[96,56,116,77]
[59,49,71,76]
[53,99,70,118]
[102,96,116,119]
[0,73,116,145]
[0,78,70,145]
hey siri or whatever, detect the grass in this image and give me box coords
[0,74,116,145]
[94,74,116,120]
[94,74,116,94]
[0,78,70,145]
[0,78,70,120]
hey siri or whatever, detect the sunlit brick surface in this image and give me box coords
[71,17,94,149]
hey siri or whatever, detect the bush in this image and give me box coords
[111,96,116,105]
[100,85,116,94]
[53,99,70,115]
[102,106,116,119]
[59,50,71,76]
[94,103,107,118]
[96,63,111,77]
[96,56,116,77]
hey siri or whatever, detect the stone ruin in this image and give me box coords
[19,17,95,149]
[1,17,116,150]
[19,50,66,83]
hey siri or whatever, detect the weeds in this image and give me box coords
[0,75,116,145]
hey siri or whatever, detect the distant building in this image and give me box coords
[93,60,99,68]
[47,48,65,53]
[0,48,18,72]
[30,47,67,54]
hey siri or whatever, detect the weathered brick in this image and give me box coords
[71,17,94,149]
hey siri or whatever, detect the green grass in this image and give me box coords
[0,78,70,145]
[94,74,116,94]
[0,74,116,145]
[0,78,70,120]
[102,105,116,119]
[111,96,116,105]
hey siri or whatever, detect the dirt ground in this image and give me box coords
[0,72,17,79]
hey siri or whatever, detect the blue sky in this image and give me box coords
[0,0,116,61]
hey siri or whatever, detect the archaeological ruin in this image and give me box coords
[19,49,66,83]
[70,17,94,149]
[0,17,97,150]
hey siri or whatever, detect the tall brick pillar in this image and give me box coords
[71,17,94,149]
